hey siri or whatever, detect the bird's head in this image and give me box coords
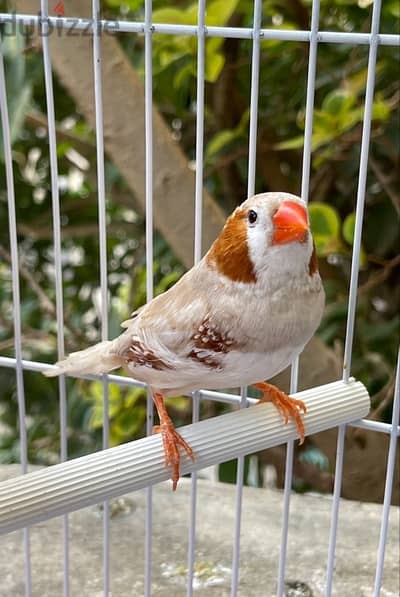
[207,192,318,285]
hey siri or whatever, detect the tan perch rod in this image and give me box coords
[0,379,370,535]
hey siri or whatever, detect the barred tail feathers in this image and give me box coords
[43,340,122,377]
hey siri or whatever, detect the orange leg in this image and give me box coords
[253,382,307,444]
[151,391,195,490]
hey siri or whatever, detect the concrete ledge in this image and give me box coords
[0,465,398,597]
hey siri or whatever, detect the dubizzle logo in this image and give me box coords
[53,1,65,16]
[4,4,119,36]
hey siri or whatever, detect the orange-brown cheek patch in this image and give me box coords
[207,210,256,283]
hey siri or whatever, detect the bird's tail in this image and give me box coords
[43,340,122,378]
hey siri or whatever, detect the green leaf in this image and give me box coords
[205,109,248,158]
[309,203,341,239]
[274,135,304,151]
[0,31,33,159]
[125,388,146,409]
[89,405,104,430]
[371,98,391,121]
[342,212,356,245]
[156,271,181,294]
[359,247,368,269]
[165,395,190,412]
[386,0,400,16]
[205,52,225,82]
[205,0,240,26]
[109,384,123,418]
[152,7,194,25]
[321,90,356,115]
[205,129,239,159]
[309,203,343,256]
[173,62,196,88]
[106,0,143,9]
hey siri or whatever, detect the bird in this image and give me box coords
[44,192,325,490]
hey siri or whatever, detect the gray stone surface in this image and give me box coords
[0,465,398,597]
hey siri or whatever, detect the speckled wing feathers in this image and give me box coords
[188,318,238,369]
[112,262,245,386]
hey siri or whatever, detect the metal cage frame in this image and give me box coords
[0,1,399,596]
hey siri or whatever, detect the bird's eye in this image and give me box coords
[248,209,258,225]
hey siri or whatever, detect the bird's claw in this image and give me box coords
[153,421,195,490]
[254,382,307,444]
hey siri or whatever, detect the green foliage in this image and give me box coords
[276,89,392,157]
[87,384,147,446]
[0,29,35,159]
[150,0,240,85]
[85,382,190,446]
[0,0,398,482]
[309,202,367,266]
[205,110,249,162]
[309,202,341,254]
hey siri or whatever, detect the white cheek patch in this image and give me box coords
[246,215,273,274]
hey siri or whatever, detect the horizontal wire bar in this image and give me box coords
[347,418,399,434]
[0,356,396,434]
[0,13,398,45]
[0,380,370,535]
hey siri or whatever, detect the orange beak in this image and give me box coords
[272,201,309,245]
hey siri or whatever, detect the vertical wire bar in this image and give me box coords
[276,360,299,596]
[276,3,320,594]
[342,0,382,384]
[92,2,110,594]
[193,0,205,267]
[187,1,206,594]
[325,3,382,594]
[300,0,320,203]
[0,32,32,597]
[230,386,247,597]
[144,1,154,595]
[246,0,262,199]
[231,2,262,595]
[324,424,346,596]
[187,393,199,597]
[373,349,400,596]
[40,2,69,594]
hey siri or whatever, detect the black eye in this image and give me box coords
[248,209,258,224]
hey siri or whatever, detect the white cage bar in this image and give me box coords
[0,24,32,596]
[144,1,154,594]
[40,1,70,594]
[0,1,399,597]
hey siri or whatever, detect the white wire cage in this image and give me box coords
[0,0,399,596]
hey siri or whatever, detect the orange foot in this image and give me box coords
[153,420,195,490]
[253,381,307,444]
